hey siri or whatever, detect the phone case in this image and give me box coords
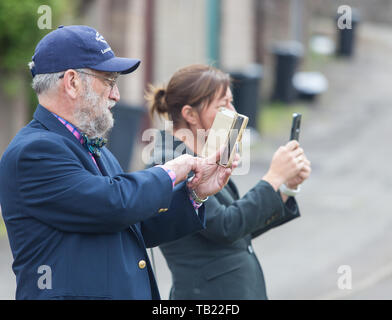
[202,108,248,167]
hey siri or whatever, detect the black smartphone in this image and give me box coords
[290,113,302,141]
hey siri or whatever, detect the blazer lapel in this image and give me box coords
[34,105,85,151]
[93,153,110,176]
[34,105,145,245]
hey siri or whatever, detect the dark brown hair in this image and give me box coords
[146,64,231,127]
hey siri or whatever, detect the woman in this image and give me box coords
[146,64,311,299]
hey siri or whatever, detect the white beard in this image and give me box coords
[74,79,115,139]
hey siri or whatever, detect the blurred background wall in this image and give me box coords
[3,0,391,160]
[0,0,315,161]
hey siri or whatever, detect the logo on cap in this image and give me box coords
[95,32,107,44]
[95,31,112,54]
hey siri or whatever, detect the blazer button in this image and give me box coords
[138,260,146,269]
[158,208,168,213]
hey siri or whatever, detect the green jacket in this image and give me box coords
[148,131,300,299]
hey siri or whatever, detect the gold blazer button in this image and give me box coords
[138,260,146,269]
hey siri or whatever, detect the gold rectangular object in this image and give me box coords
[202,107,248,167]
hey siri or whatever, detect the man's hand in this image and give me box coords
[162,149,239,197]
[262,140,305,191]
[187,149,239,199]
[163,154,196,185]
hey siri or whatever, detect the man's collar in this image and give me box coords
[33,104,86,149]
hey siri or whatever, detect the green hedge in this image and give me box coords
[0,0,79,117]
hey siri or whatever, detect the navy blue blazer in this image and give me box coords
[0,105,205,300]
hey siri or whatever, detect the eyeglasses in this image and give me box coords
[59,70,119,90]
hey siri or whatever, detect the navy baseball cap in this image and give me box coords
[30,25,140,77]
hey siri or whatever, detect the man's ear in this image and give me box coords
[62,69,82,100]
[181,105,199,126]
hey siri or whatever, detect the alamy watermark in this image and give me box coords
[337,5,352,30]
[37,265,52,290]
[337,265,352,290]
[140,120,251,175]
[37,5,52,30]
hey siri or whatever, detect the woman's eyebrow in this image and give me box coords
[220,96,232,103]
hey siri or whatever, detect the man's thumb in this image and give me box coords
[207,144,226,165]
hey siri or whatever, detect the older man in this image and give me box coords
[0,25,234,300]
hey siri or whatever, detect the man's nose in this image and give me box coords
[109,84,120,102]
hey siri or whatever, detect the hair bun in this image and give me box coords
[154,88,168,113]
[156,88,165,98]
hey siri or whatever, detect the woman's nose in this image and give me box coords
[227,102,236,112]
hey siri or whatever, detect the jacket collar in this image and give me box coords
[33,104,83,147]
[33,104,104,175]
